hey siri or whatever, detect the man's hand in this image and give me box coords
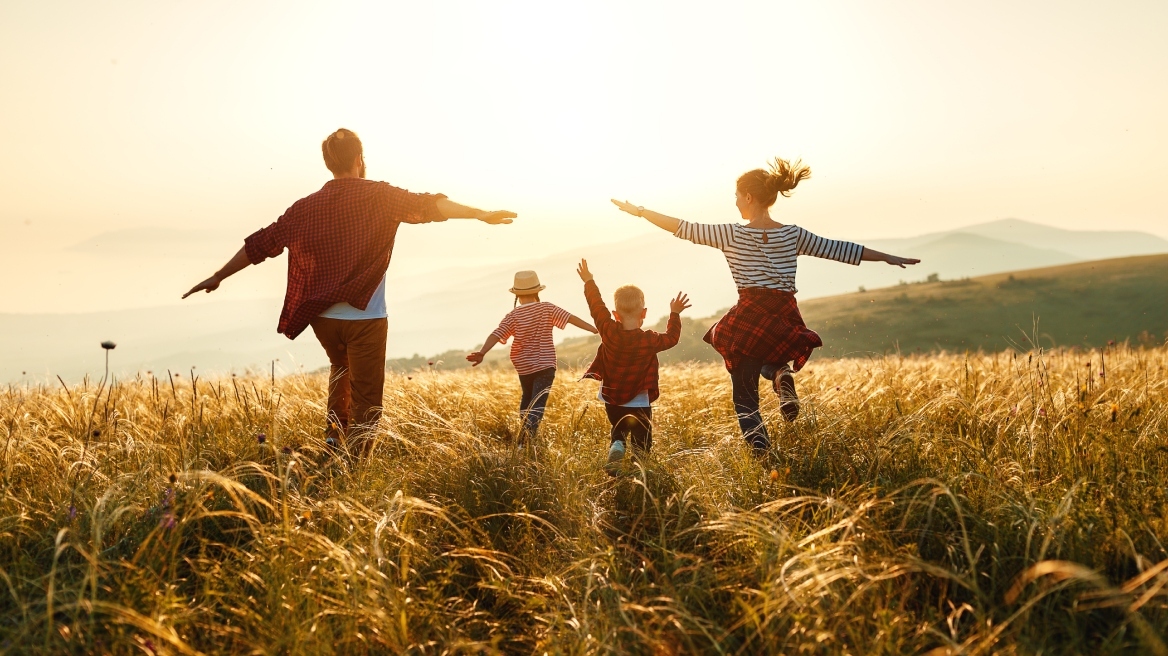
[611,199,644,217]
[466,351,485,366]
[577,258,594,283]
[884,254,920,268]
[669,292,691,314]
[182,275,221,299]
[477,210,517,225]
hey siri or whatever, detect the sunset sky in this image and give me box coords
[2,0,1166,314]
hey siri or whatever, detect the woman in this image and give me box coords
[612,157,919,453]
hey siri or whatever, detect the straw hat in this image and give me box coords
[509,270,546,295]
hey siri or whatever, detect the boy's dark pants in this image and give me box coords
[518,367,556,441]
[310,317,388,456]
[604,404,653,452]
[730,357,782,451]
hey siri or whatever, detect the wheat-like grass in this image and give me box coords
[1,345,1167,654]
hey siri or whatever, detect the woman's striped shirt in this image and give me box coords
[489,301,571,375]
[674,220,864,293]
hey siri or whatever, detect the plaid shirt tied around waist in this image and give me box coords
[581,280,681,406]
[244,178,446,339]
[704,287,822,373]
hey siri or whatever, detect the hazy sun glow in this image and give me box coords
[2,0,1166,317]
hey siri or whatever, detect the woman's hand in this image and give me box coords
[861,247,920,269]
[610,199,644,217]
[669,292,691,314]
[883,253,920,268]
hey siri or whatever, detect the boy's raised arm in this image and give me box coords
[650,291,689,351]
[577,259,614,335]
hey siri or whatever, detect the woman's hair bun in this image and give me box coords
[765,157,811,198]
[736,157,812,207]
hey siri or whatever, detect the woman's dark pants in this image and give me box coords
[730,357,782,452]
[517,367,556,441]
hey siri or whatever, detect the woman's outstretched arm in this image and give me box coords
[611,199,681,233]
[861,247,920,268]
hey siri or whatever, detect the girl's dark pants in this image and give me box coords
[730,357,782,451]
[518,367,556,440]
[604,404,653,452]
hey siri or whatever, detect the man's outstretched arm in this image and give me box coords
[182,246,251,298]
[434,198,516,224]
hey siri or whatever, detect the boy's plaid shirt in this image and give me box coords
[581,280,681,406]
[244,178,446,339]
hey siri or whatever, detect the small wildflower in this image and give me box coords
[1108,340,1116,346]
[282,446,292,455]
[169,473,177,485]
[1038,408,1046,417]
[1110,403,1120,422]
[160,514,176,530]
[769,469,779,481]
[407,376,413,381]
[257,433,266,444]
[100,340,117,350]
[92,429,101,438]
[68,504,77,521]
[428,361,434,366]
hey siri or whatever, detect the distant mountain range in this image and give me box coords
[4,218,1166,381]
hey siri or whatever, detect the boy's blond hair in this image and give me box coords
[613,285,645,315]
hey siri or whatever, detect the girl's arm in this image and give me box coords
[567,314,599,334]
[611,199,680,233]
[861,247,920,268]
[467,335,502,366]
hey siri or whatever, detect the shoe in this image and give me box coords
[774,368,799,422]
[605,441,626,476]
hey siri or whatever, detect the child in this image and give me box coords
[467,270,597,442]
[611,157,919,454]
[576,258,690,474]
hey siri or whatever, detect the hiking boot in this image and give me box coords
[605,441,626,476]
[774,368,799,422]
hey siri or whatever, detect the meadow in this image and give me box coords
[2,344,1168,654]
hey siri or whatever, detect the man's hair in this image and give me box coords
[322,128,363,175]
[613,285,645,315]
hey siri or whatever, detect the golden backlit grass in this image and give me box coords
[2,345,1168,654]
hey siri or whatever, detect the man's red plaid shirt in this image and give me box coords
[581,280,681,406]
[244,178,446,339]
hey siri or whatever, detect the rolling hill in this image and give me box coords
[6,219,1166,382]
[491,253,1168,370]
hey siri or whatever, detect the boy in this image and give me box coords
[576,259,690,474]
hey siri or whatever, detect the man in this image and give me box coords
[183,128,515,456]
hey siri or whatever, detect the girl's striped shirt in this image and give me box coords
[674,220,864,293]
[489,302,572,375]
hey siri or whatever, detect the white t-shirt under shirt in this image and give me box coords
[598,389,651,408]
[318,274,388,320]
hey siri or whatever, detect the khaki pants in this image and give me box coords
[310,317,387,456]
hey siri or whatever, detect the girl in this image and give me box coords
[467,270,598,442]
[612,158,919,453]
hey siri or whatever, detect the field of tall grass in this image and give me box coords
[2,344,1167,654]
